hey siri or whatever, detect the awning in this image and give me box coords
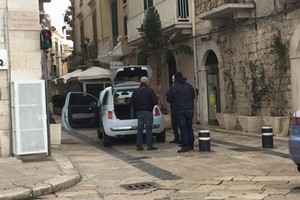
[73,67,111,81]
[97,41,123,64]
[54,69,83,84]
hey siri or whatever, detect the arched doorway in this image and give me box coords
[205,50,221,125]
[168,55,177,86]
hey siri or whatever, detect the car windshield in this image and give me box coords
[114,89,135,104]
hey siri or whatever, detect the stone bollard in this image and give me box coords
[198,130,211,152]
[262,126,274,148]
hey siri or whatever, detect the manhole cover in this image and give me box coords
[121,182,160,190]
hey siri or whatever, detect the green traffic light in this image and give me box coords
[45,40,52,46]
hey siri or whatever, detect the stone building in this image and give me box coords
[194,0,300,125]
[0,0,49,157]
[66,0,195,114]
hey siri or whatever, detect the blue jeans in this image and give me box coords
[175,110,194,148]
[136,111,154,148]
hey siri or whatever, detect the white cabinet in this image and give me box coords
[11,80,48,155]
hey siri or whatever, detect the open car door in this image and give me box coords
[62,92,100,131]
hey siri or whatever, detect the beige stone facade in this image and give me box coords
[195,0,300,124]
[0,0,50,157]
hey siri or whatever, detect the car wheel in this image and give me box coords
[97,128,103,139]
[103,132,112,147]
[156,130,166,142]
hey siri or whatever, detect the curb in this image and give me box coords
[0,152,81,200]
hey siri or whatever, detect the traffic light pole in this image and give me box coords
[42,50,51,156]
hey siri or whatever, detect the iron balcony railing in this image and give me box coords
[128,0,192,43]
[196,0,255,14]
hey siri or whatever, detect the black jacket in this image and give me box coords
[166,77,195,113]
[131,84,158,112]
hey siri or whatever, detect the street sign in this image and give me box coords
[0,50,8,70]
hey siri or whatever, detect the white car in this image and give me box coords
[62,65,166,146]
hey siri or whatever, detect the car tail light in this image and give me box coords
[107,110,116,119]
[291,116,300,125]
[154,107,160,116]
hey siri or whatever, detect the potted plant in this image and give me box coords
[262,30,290,136]
[237,60,270,133]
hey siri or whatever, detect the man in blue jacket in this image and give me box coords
[131,76,158,151]
[166,72,195,153]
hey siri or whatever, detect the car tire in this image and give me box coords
[103,131,112,147]
[156,130,166,142]
[97,128,103,139]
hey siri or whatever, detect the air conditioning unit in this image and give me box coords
[11,80,48,155]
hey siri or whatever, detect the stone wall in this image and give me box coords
[195,1,300,117]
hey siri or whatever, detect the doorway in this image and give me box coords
[205,51,220,125]
[168,55,177,86]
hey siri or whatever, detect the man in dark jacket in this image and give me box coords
[131,76,158,151]
[166,72,195,153]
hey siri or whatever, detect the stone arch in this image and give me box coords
[196,40,223,124]
[290,24,300,111]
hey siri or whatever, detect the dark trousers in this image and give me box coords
[136,111,153,148]
[176,110,194,148]
[171,113,180,141]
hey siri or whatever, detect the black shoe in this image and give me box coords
[147,147,158,151]
[177,147,189,153]
[169,139,179,144]
[137,147,144,151]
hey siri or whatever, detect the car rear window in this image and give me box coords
[114,89,134,104]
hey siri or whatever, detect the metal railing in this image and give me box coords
[195,0,254,14]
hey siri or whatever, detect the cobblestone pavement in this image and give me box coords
[37,123,300,200]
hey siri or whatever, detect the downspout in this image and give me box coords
[4,0,13,156]
[192,0,200,123]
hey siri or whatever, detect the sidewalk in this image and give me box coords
[0,124,290,200]
[0,148,80,200]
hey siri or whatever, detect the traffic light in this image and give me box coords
[40,30,52,50]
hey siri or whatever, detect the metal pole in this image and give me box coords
[43,50,51,156]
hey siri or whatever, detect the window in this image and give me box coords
[92,10,97,43]
[144,0,153,10]
[123,15,128,37]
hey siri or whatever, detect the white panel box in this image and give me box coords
[11,80,48,155]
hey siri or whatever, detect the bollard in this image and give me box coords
[198,130,211,152]
[261,126,273,148]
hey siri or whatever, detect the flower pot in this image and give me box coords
[237,116,262,133]
[262,116,290,136]
[215,113,225,129]
[224,113,237,130]
[50,123,61,145]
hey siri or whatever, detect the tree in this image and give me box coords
[137,6,193,112]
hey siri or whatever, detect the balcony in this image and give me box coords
[82,43,98,62]
[127,0,192,45]
[196,0,255,24]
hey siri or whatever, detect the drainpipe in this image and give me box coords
[3,0,13,156]
[191,0,200,123]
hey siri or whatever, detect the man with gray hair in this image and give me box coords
[131,76,158,151]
